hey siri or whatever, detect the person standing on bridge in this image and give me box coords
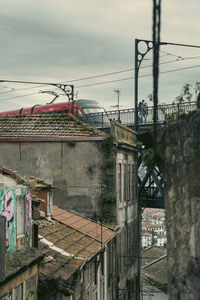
[144,102,148,123]
[138,99,145,123]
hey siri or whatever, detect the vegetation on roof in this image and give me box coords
[0,113,105,138]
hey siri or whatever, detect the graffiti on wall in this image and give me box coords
[2,190,14,248]
[0,187,32,251]
[0,189,16,251]
[26,189,32,238]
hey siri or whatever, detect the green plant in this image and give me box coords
[68,141,76,147]
[136,141,143,150]
[144,276,167,294]
[104,157,115,168]
[102,134,115,156]
[103,193,116,204]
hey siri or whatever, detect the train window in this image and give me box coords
[77,109,86,122]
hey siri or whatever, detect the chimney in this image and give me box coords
[0,215,6,282]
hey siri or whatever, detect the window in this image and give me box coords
[118,163,122,203]
[94,256,97,285]
[123,163,127,203]
[47,191,53,218]
[77,109,86,122]
[17,197,25,236]
[128,164,131,203]
[14,284,23,300]
[132,163,136,202]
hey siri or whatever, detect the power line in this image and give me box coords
[0,55,200,95]
[76,64,200,88]
[0,63,199,102]
[0,89,15,95]
[0,92,41,102]
[0,58,200,102]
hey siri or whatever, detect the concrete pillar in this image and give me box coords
[0,215,6,282]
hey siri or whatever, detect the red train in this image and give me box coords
[0,99,110,128]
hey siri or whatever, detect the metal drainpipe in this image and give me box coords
[97,254,101,300]
[104,245,108,300]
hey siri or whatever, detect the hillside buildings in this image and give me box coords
[142,209,167,249]
[0,114,140,299]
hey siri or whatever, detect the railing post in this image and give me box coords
[177,103,180,117]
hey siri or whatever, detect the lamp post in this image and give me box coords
[134,39,200,132]
[113,89,121,122]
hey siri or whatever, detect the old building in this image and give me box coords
[0,170,45,299]
[38,205,116,300]
[0,114,140,299]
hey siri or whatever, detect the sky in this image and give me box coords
[0,0,200,112]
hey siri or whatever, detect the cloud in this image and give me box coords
[0,0,199,112]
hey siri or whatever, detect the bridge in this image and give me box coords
[86,100,197,210]
[87,100,197,129]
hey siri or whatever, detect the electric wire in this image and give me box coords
[0,62,199,102]
[76,63,200,88]
[0,92,41,102]
[0,55,200,95]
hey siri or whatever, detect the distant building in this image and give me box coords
[142,209,166,249]
[142,231,152,249]
[155,234,167,248]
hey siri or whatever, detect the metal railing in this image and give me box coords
[86,101,197,129]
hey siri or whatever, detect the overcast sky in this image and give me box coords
[0,0,199,111]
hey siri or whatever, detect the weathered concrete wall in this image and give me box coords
[0,263,38,298]
[158,110,200,300]
[0,141,105,218]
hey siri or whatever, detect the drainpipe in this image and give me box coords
[104,245,108,300]
[97,254,101,300]
[0,215,6,282]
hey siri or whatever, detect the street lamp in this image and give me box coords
[134,39,200,132]
[113,89,121,122]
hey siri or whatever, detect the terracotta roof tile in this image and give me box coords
[0,114,105,139]
[39,247,83,284]
[39,219,102,259]
[52,205,115,244]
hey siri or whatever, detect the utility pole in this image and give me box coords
[113,89,120,122]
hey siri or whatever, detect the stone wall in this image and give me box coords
[158,110,200,300]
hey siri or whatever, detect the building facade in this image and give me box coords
[0,114,140,299]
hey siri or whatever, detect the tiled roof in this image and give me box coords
[142,246,167,286]
[38,246,83,295]
[39,247,83,282]
[52,205,115,244]
[39,218,103,260]
[4,248,45,282]
[142,256,168,285]
[142,246,166,267]
[0,114,105,139]
[0,166,55,190]
[38,210,115,292]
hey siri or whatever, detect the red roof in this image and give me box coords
[52,205,115,244]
